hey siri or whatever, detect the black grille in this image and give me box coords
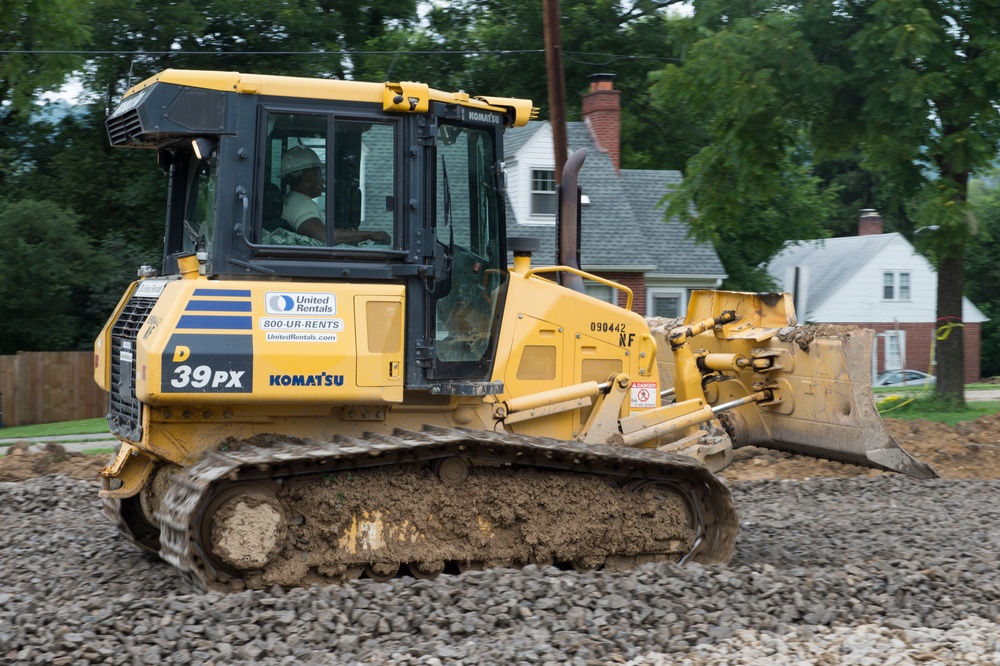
[108,294,157,441]
[106,109,143,146]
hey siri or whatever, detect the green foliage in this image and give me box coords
[82,230,161,341]
[810,153,911,237]
[1,107,163,352]
[651,11,839,289]
[0,199,109,353]
[12,106,165,247]
[967,172,1000,377]
[371,0,692,169]
[0,0,90,121]
[661,1,1000,394]
[84,0,421,100]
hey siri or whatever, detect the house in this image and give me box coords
[501,75,726,317]
[767,210,987,382]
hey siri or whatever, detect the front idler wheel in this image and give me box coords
[207,482,287,572]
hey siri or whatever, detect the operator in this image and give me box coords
[280,145,391,245]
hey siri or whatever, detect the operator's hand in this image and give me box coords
[367,230,391,244]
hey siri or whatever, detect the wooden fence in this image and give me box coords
[0,351,107,428]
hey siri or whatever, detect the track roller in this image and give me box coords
[365,563,399,582]
[409,560,445,580]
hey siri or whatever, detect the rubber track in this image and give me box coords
[158,425,738,592]
[101,496,159,555]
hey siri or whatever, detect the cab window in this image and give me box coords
[260,112,396,248]
[433,123,506,367]
[179,148,217,256]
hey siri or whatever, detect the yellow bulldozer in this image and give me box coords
[94,69,934,592]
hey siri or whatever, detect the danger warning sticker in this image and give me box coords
[630,381,657,409]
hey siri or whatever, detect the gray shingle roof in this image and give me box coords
[502,122,543,158]
[619,170,726,276]
[502,121,725,279]
[767,233,901,311]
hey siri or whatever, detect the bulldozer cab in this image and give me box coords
[109,71,524,396]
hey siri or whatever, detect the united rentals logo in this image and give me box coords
[265,292,337,315]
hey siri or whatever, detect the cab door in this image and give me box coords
[424,120,509,391]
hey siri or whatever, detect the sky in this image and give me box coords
[39,77,87,105]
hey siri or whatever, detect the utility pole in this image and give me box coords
[543,0,584,290]
[542,0,568,183]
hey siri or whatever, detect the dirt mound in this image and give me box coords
[3,415,1000,484]
[0,442,106,483]
[722,414,1000,482]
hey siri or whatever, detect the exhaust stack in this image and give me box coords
[557,148,587,292]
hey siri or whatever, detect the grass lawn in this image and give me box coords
[875,390,1000,426]
[0,417,108,441]
[878,398,1000,425]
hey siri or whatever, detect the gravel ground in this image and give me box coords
[3,474,1000,665]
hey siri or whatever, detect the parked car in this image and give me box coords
[874,369,936,388]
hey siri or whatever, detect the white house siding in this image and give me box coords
[509,125,558,226]
[772,233,986,381]
[808,237,939,323]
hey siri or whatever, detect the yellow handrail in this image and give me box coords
[523,265,633,311]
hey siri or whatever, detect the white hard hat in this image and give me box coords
[280,145,322,177]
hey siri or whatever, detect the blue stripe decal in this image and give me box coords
[185,300,253,312]
[177,315,253,330]
[192,288,252,298]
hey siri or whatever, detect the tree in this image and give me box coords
[655,0,1000,402]
[0,0,89,118]
[967,173,1000,378]
[8,106,166,248]
[83,0,421,107]
[0,199,107,353]
[651,11,839,290]
[357,0,694,169]
[0,0,91,188]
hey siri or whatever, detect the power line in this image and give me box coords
[565,53,682,65]
[0,48,682,63]
[0,48,541,56]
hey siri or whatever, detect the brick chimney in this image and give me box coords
[582,73,621,172]
[859,209,884,236]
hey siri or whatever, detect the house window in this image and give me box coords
[585,282,615,304]
[531,169,557,215]
[649,291,685,318]
[653,295,681,317]
[899,272,910,300]
[883,271,911,301]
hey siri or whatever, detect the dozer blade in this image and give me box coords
[652,292,937,479]
[737,327,936,478]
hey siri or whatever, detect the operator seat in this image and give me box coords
[262,182,292,232]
